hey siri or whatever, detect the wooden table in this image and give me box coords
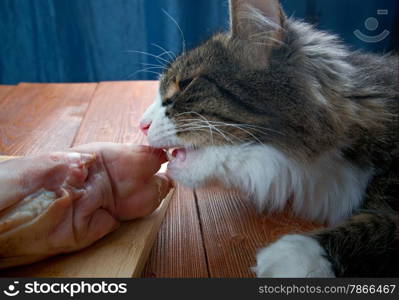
[0,82,321,278]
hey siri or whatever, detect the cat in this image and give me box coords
[140,0,399,277]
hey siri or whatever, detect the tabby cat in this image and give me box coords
[140,0,399,277]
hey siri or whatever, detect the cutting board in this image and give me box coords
[0,155,174,277]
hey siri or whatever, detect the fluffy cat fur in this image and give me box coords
[140,0,399,277]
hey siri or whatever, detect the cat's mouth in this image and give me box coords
[165,145,201,164]
[167,148,187,162]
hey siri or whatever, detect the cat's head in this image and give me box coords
[140,0,352,188]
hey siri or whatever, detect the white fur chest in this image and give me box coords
[169,144,372,226]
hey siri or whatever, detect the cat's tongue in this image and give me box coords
[171,148,186,162]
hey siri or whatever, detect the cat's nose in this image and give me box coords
[139,121,152,135]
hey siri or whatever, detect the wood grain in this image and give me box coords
[2,188,175,278]
[195,187,323,278]
[143,186,209,278]
[73,81,157,146]
[0,85,14,101]
[0,83,97,156]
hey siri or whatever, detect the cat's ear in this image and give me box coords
[229,0,285,66]
[230,0,284,39]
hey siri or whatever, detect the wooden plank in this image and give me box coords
[0,83,97,156]
[0,86,14,101]
[73,81,157,145]
[143,186,209,278]
[1,188,175,277]
[195,187,323,278]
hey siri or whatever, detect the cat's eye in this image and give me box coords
[164,98,173,106]
[178,78,193,91]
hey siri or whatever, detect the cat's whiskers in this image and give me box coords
[176,121,232,145]
[151,43,177,61]
[210,122,281,144]
[177,115,215,146]
[140,62,166,70]
[177,117,285,137]
[209,125,247,144]
[176,123,228,145]
[177,112,235,144]
[154,50,175,62]
[125,44,177,80]
[176,121,245,145]
[215,122,265,146]
[176,113,267,145]
[203,120,285,136]
[125,50,171,66]
[162,9,186,54]
[125,67,163,80]
[178,124,215,146]
[140,62,164,67]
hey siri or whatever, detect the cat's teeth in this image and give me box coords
[167,148,178,161]
[166,148,185,161]
[166,149,174,161]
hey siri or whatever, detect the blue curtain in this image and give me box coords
[0,0,397,84]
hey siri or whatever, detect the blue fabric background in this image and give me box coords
[0,0,398,84]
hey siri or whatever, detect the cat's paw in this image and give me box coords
[253,234,335,278]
